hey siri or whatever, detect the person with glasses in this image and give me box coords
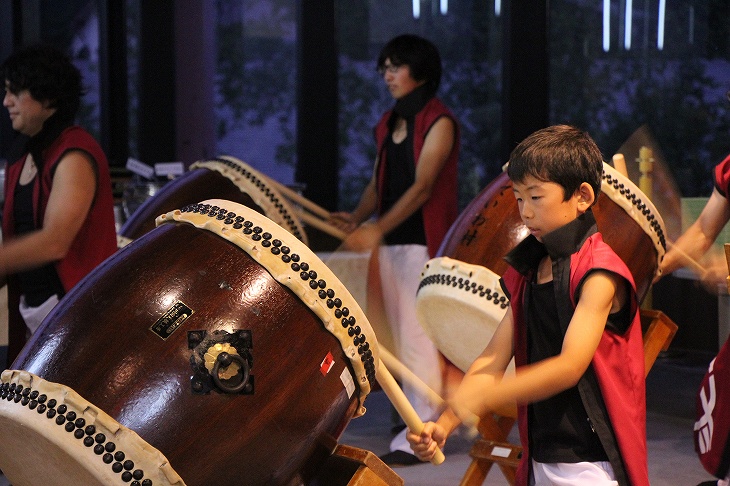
[329,34,460,467]
[1,44,117,366]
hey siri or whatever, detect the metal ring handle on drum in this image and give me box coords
[211,352,251,394]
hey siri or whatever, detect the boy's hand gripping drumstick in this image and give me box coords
[376,359,445,465]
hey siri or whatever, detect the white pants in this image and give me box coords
[530,460,618,486]
[378,245,442,453]
[19,294,59,335]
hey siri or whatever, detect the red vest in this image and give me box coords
[503,231,649,486]
[714,153,730,197]
[3,126,118,364]
[374,97,459,258]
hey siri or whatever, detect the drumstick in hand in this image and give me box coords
[376,360,446,465]
[256,173,348,241]
[260,173,332,220]
[666,240,709,279]
[379,347,479,437]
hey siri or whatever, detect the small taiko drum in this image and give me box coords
[0,200,378,486]
[118,157,307,247]
[417,257,508,373]
[417,162,667,372]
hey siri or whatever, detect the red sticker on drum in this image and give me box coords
[320,352,335,376]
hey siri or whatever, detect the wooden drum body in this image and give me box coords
[417,163,667,372]
[119,157,307,246]
[0,200,378,486]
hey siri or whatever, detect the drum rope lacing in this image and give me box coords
[177,202,378,390]
[191,157,308,243]
[0,378,158,485]
[417,272,509,310]
[601,164,667,268]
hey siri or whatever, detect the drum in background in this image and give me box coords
[216,156,345,252]
[417,162,667,372]
[1,200,378,486]
[118,157,307,247]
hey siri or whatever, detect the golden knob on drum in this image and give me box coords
[204,343,242,380]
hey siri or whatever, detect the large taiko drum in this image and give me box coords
[118,157,308,247]
[417,162,667,372]
[0,200,378,486]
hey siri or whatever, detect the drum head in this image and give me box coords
[416,257,508,372]
[0,371,183,486]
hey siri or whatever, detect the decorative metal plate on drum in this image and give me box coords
[1,200,379,486]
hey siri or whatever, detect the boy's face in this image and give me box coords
[512,175,593,242]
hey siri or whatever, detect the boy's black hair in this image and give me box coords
[507,125,603,204]
[2,44,83,123]
[377,34,442,97]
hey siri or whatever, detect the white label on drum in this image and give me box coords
[340,367,355,398]
[491,446,512,458]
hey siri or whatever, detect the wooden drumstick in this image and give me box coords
[612,153,629,178]
[376,359,446,465]
[257,174,348,241]
[379,347,480,434]
[666,240,709,279]
[294,207,348,241]
[261,174,332,220]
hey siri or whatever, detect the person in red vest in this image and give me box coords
[1,44,117,366]
[329,34,460,466]
[659,151,730,486]
[408,125,650,485]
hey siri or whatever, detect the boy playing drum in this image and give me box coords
[407,125,649,486]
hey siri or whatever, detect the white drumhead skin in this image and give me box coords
[0,370,185,486]
[601,162,667,273]
[416,257,509,372]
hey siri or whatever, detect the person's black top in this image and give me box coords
[13,177,64,307]
[527,278,609,463]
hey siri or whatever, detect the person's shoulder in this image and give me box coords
[423,97,456,118]
[713,154,730,197]
[56,126,104,152]
[578,232,634,283]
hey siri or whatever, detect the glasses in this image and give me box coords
[378,63,402,75]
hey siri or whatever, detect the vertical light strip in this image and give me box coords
[413,0,420,19]
[624,0,633,50]
[440,0,448,15]
[657,0,666,50]
[603,0,611,52]
[689,6,695,44]
[495,0,501,17]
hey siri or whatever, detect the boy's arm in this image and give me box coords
[408,307,516,461]
[468,270,621,415]
[409,270,621,461]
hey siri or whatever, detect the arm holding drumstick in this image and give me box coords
[658,186,730,289]
[407,305,516,462]
[376,360,445,465]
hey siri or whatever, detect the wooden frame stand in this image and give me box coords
[308,444,404,486]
